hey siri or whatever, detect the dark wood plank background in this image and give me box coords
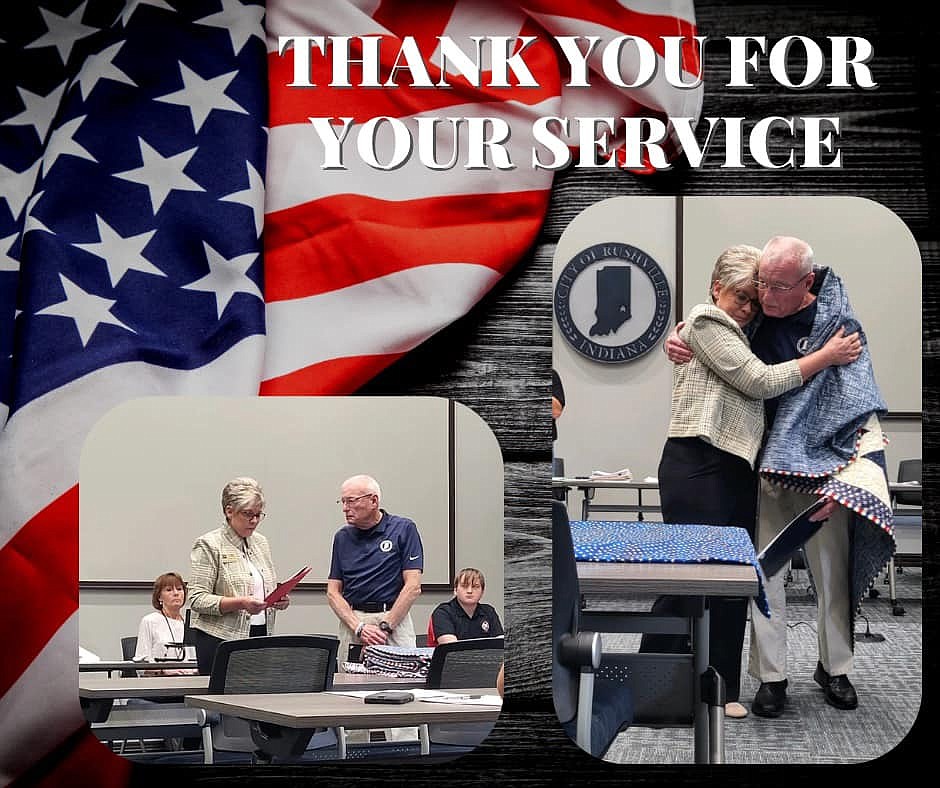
[126,1,936,784]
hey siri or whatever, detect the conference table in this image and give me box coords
[79,672,477,763]
[571,519,763,765]
[185,687,501,758]
[79,673,425,722]
[552,477,660,521]
[79,660,197,677]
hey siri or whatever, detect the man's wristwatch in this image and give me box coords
[354,622,365,638]
[379,620,393,633]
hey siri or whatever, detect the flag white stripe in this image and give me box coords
[0,336,265,554]
[262,262,501,380]
[619,0,697,24]
[0,616,85,787]
[431,0,528,73]
[265,0,388,54]
[526,13,703,116]
[265,97,559,212]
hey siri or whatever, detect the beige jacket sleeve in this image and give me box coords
[684,305,803,400]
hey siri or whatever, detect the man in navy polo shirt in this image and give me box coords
[429,568,504,646]
[327,474,424,668]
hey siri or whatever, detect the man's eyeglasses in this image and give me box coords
[337,493,374,506]
[239,510,266,521]
[752,272,810,292]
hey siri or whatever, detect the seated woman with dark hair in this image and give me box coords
[134,571,197,676]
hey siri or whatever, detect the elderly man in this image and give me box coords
[666,236,892,718]
[327,474,424,668]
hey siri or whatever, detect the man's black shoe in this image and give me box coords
[751,679,788,718]
[813,663,858,710]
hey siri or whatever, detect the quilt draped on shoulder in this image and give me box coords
[758,267,895,619]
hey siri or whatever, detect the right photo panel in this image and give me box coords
[551,195,922,765]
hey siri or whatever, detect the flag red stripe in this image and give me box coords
[0,486,78,696]
[260,352,407,394]
[11,727,131,788]
[263,189,549,302]
[520,0,702,76]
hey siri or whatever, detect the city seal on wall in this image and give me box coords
[554,243,671,363]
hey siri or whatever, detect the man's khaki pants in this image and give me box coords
[339,611,418,744]
[748,480,853,683]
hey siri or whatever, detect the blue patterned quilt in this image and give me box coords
[570,520,770,617]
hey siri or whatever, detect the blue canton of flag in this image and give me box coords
[1,0,268,426]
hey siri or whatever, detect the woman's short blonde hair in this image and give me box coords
[152,571,186,610]
[221,476,264,518]
[709,244,761,301]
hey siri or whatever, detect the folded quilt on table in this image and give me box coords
[569,519,770,617]
[342,645,435,678]
[758,266,895,635]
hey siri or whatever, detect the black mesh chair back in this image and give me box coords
[895,459,922,507]
[182,609,196,646]
[120,636,138,678]
[206,635,339,760]
[209,635,338,696]
[425,637,504,690]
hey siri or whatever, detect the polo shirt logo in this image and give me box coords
[481,620,490,633]
[379,539,393,553]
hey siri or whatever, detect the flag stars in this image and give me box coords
[155,63,249,134]
[26,2,100,65]
[113,137,205,214]
[118,0,175,28]
[182,242,262,319]
[0,233,19,273]
[0,159,42,222]
[36,273,136,347]
[72,215,164,287]
[42,115,98,176]
[194,0,266,55]
[220,161,265,238]
[2,82,67,143]
[72,41,136,102]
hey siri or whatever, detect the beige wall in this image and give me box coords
[78,397,504,658]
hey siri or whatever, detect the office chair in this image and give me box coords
[120,636,138,678]
[419,636,504,751]
[552,500,634,759]
[202,634,341,764]
[884,459,922,615]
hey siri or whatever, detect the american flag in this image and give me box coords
[0,0,699,783]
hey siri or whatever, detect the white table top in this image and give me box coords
[185,688,500,729]
[78,672,425,699]
[79,660,197,672]
[552,476,658,489]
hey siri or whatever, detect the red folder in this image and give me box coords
[264,565,311,605]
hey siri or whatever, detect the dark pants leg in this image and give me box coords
[194,624,267,675]
[193,628,223,676]
[638,438,758,702]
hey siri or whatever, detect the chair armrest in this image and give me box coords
[558,631,601,670]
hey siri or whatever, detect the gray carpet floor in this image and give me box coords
[602,564,923,765]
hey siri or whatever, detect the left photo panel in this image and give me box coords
[77,395,504,766]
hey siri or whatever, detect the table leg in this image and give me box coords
[580,488,593,521]
[693,606,709,764]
